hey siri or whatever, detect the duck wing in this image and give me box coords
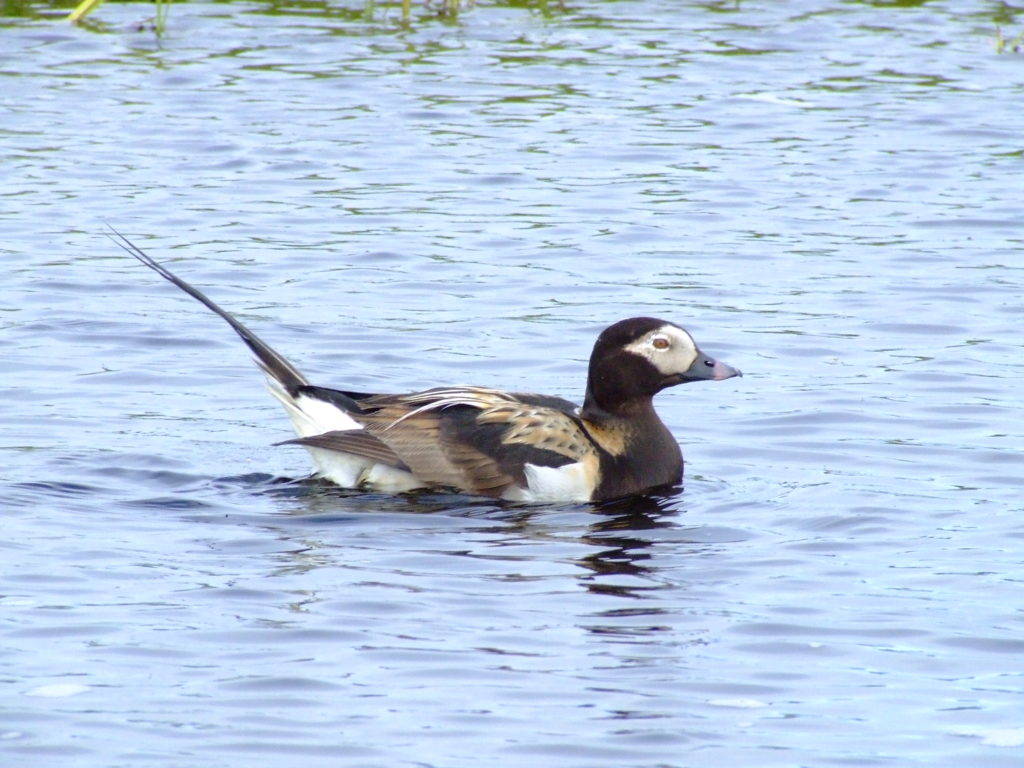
[289,386,601,499]
[281,428,410,470]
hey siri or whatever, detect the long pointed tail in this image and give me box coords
[108,226,309,397]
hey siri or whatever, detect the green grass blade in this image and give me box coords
[67,0,105,23]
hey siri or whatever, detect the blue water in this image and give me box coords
[3,1,1023,766]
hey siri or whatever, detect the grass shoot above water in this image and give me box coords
[995,26,1024,54]
[66,0,479,32]
[68,0,171,32]
[59,2,1020,49]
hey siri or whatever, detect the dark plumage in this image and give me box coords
[112,230,741,502]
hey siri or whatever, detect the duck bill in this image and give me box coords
[677,352,742,383]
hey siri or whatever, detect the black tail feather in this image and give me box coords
[109,225,309,395]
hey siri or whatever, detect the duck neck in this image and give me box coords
[581,387,653,423]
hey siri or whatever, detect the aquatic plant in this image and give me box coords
[66,0,106,24]
[995,26,1024,54]
[67,0,479,30]
[68,0,171,33]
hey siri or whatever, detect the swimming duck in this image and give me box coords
[114,232,741,502]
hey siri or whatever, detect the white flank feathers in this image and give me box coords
[303,447,423,492]
[503,462,592,503]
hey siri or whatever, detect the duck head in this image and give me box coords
[583,316,741,416]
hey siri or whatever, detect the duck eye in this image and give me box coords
[652,336,670,350]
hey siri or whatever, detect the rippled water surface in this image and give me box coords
[3,1,1023,765]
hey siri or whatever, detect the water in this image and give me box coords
[3,1,1023,765]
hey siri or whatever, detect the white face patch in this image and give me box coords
[623,324,699,376]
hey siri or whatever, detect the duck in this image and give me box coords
[112,231,741,503]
